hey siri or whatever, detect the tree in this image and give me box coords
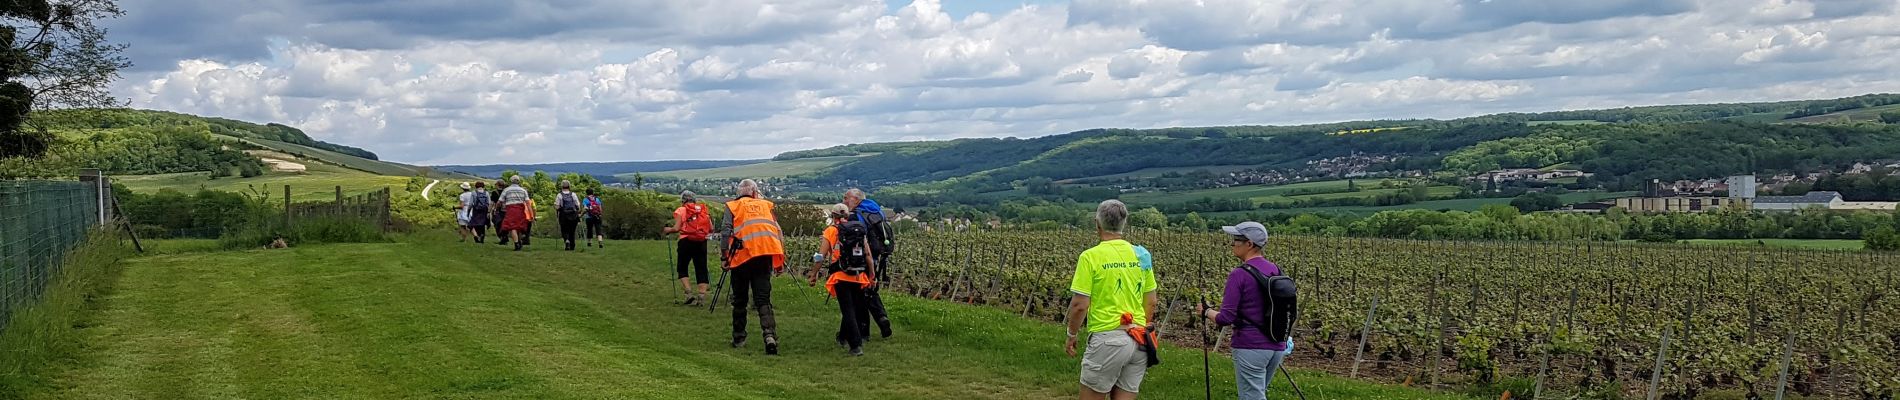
[0,0,130,158]
[1866,226,1900,251]
[1881,112,1900,124]
[1128,207,1168,230]
[1509,192,1564,212]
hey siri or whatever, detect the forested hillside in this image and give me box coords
[32,109,380,159]
[779,94,1900,193]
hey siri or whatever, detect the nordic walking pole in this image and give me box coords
[708,233,732,313]
[1279,365,1309,400]
[1197,262,1214,400]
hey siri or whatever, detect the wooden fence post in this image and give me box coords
[334,186,343,216]
[1774,327,1794,400]
[283,185,292,228]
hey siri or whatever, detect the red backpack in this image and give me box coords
[680,203,712,239]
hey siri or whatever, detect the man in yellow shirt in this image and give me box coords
[1064,200,1157,400]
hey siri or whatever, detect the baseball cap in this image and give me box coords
[828,203,850,217]
[680,190,696,202]
[1221,221,1270,247]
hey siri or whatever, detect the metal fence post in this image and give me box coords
[1648,326,1673,400]
[1350,294,1381,379]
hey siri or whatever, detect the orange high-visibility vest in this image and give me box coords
[725,196,785,270]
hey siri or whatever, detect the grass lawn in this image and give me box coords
[1681,239,1866,251]
[18,234,1480,400]
[114,168,409,201]
[639,156,863,180]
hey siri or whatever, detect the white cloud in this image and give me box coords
[111,0,1900,164]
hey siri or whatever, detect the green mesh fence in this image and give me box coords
[0,179,104,333]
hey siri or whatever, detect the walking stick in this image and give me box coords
[708,232,732,313]
[1197,263,1214,400]
[1278,365,1309,400]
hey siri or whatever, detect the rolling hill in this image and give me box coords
[437,160,763,179]
[636,155,868,180]
[747,93,1900,195]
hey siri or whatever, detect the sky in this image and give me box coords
[108,0,1900,165]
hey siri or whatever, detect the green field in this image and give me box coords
[115,168,410,201]
[1680,238,1866,251]
[10,235,1479,399]
[1786,103,1900,124]
[639,156,863,180]
[1195,191,1638,217]
[220,135,467,179]
[1121,179,1459,207]
[1059,165,1257,183]
[1526,119,1607,126]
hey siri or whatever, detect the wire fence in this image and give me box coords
[0,177,108,334]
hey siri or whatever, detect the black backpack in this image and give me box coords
[833,220,874,275]
[557,192,581,213]
[470,192,491,214]
[853,210,895,256]
[1236,264,1298,344]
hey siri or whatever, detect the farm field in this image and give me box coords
[113,168,410,202]
[1121,179,1443,205]
[637,156,865,180]
[1058,165,1258,183]
[1195,191,1638,217]
[1679,239,1867,251]
[1786,103,1900,123]
[11,235,1477,400]
[851,231,1900,399]
[218,135,467,179]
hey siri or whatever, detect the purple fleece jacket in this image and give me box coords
[1214,257,1286,351]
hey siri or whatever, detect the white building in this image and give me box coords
[1753,191,1843,211]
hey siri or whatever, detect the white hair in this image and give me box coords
[738,179,759,197]
[1096,200,1128,235]
[844,188,865,200]
[510,175,523,184]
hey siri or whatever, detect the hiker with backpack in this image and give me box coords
[663,190,714,305]
[456,182,475,242]
[842,188,893,338]
[555,180,585,251]
[813,203,875,356]
[1199,221,1298,400]
[583,189,605,248]
[1065,200,1159,400]
[721,179,787,355]
[491,179,508,245]
[499,175,533,251]
[467,182,491,243]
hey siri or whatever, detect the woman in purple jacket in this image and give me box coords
[1199,221,1291,400]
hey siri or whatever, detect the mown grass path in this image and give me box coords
[29,235,1478,399]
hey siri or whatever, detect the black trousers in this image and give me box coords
[559,214,580,250]
[492,209,508,244]
[729,258,777,339]
[585,217,602,238]
[678,239,709,283]
[835,280,866,349]
[859,257,891,335]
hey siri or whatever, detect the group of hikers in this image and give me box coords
[453,175,605,251]
[456,177,1301,399]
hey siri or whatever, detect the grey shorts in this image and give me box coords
[1079,330,1147,394]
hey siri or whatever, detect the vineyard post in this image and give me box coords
[1534,310,1557,400]
[1773,325,1794,400]
[1647,326,1672,400]
[1350,294,1381,379]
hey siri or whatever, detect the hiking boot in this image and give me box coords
[836,335,848,348]
[731,336,747,348]
[878,319,893,338]
[683,296,701,306]
[514,242,523,251]
[764,336,779,355]
[848,346,863,357]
